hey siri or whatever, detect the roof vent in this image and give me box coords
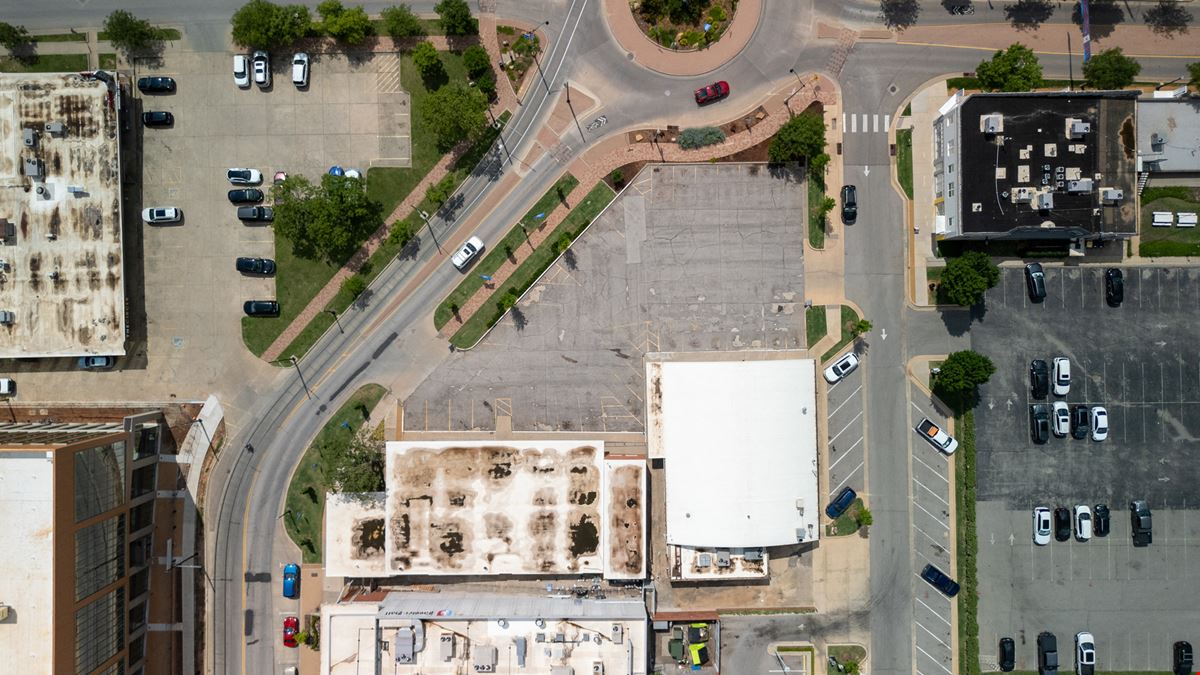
[473,645,498,673]
[981,113,1003,134]
[23,157,43,179]
[1067,179,1094,194]
[1068,120,1091,139]
[1101,188,1124,203]
[23,128,37,148]
[1035,192,1054,211]
[44,121,65,135]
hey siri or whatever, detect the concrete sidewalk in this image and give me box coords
[897,21,1200,59]
[904,78,951,307]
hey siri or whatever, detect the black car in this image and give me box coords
[228,188,265,204]
[841,185,858,224]
[1093,503,1110,537]
[999,637,1016,672]
[1104,268,1124,307]
[1054,506,1071,542]
[243,300,280,317]
[137,76,176,93]
[825,486,857,519]
[1038,632,1059,674]
[236,257,276,275]
[1030,404,1050,444]
[1131,499,1153,547]
[1175,641,1194,675]
[1030,359,1049,399]
[919,563,960,597]
[1025,262,1047,302]
[237,205,274,221]
[141,111,174,127]
[1070,405,1089,439]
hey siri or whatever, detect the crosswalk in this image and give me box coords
[841,113,891,134]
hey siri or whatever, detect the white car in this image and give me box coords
[1075,631,1096,675]
[141,206,181,223]
[1033,506,1051,546]
[1075,504,1093,541]
[1053,357,1071,396]
[233,54,250,88]
[227,168,262,185]
[292,52,309,87]
[1052,401,1070,437]
[823,352,860,384]
[451,236,485,270]
[252,50,270,87]
[1090,406,1108,441]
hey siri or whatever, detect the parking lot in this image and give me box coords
[404,164,807,432]
[973,265,1200,671]
[825,354,865,503]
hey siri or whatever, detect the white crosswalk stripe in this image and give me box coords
[842,112,892,134]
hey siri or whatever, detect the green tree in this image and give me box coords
[934,350,997,409]
[231,0,312,50]
[768,112,826,163]
[103,10,161,54]
[975,43,1043,92]
[342,274,367,299]
[411,40,445,85]
[425,174,456,208]
[1083,47,1142,90]
[856,508,873,528]
[381,4,425,38]
[319,429,385,493]
[939,250,1000,306]
[419,81,488,150]
[844,661,861,675]
[462,44,491,78]
[1189,61,1200,90]
[808,152,830,179]
[849,318,873,338]
[0,22,31,51]
[317,0,372,44]
[435,0,477,35]
[273,174,383,263]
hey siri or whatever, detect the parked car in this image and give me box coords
[283,616,299,648]
[137,76,176,93]
[141,206,181,224]
[236,257,276,275]
[233,54,250,88]
[919,563,960,597]
[1070,405,1090,440]
[1030,359,1049,399]
[243,300,280,317]
[1000,637,1016,672]
[823,352,860,384]
[227,168,262,185]
[1038,632,1059,675]
[1074,504,1093,541]
[1030,404,1050,444]
[1033,506,1052,546]
[282,562,299,598]
[451,236,485,270]
[1052,401,1070,437]
[1052,357,1070,396]
[1054,506,1071,542]
[1093,503,1110,537]
[1090,406,1108,441]
[1104,268,1124,307]
[694,80,730,105]
[1174,641,1193,675]
[1075,633,1096,675]
[1130,500,1152,547]
[915,417,958,454]
[253,50,270,87]
[1025,262,1047,302]
[78,356,115,370]
[237,206,274,222]
[292,52,309,87]
[227,188,264,204]
[141,111,174,127]
[841,185,857,224]
[825,486,857,519]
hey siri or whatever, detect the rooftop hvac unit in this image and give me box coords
[593,663,605,674]
[1150,132,1165,148]
[1101,188,1124,203]
[440,634,455,662]
[610,624,624,644]
[696,553,711,568]
[23,157,43,179]
[715,550,732,568]
[23,128,37,148]
[0,310,14,326]
[1014,187,1035,203]
[1035,192,1055,211]
[394,626,415,663]
[473,645,498,673]
[981,113,1004,134]
[514,637,527,668]
[45,121,65,135]
[743,548,764,562]
[0,604,9,621]
[1067,178,1094,194]
[1068,120,1091,139]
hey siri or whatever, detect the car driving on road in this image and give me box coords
[451,236,485,270]
[694,80,729,105]
[914,417,958,454]
[840,185,857,224]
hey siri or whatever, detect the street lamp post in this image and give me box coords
[564,81,585,141]
[487,108,513,167]
[784,68,811,114]
[528,21,552,94]
[290,355,312,399]
[417,210,444,254]
[325,309,344,334]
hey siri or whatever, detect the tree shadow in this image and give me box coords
[509,305,527,331]
[353,288,375,309]
[1144,0,1192,37]
[398,234,421,261]
[8,43,39,65]
[420,65,449,90]
[562,248,578,271]
[439,192,466,223]
[1072,0,1123,40]
[880,0,921,29]
[1004,0,1056,31]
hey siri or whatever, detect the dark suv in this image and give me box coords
[825,486,857,519]
[1070,405,1090,439]
[841,185,858,224]
[237,205,274,222]
[1030,359,1049,399]
[1038,632,1059,674]
[1025,262,1047,302]
[919,563,960,597]
[1105,268,1124,306]
[137,76,176,93]
[1175,641,1193,675]
[1131,500,1153,547]
[999,637,1015,672]
[1030,404,1050,443]
[243,300,280,317]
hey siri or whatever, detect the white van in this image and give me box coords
[292,53,309,88]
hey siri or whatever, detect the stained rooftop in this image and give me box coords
[0,73,125,358]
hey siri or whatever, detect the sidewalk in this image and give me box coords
[897,22,1200,58]
[600,0,761,76]
[905,78,951,307]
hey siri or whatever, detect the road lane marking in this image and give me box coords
[916,620,952,650]
[915,644,953,675]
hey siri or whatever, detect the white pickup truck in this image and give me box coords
[915,417,958,455]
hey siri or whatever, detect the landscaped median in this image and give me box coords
[438,179,616,349]
[955,410,980,675]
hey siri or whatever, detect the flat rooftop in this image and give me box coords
[1137,98,1200,173]
[957,92,1136,238]
[0,449,55,670]
[647,357,820,548]
[0,73,125,358]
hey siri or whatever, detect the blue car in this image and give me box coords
[282,563,299,599]
[825,486,857,519]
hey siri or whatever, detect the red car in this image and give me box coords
[694,81,730,105]
[283,616,299,648]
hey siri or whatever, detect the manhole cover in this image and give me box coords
[627,52,634,60]
[888,83,898,94]
[664,89,671,96]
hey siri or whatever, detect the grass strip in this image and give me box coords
[99,53,118,69]
[956,410,980,675]
[282,383,386,563]
[896,128,914,200]
[450,181,614,349]
[805,305,827,348]
[824,498,863,537]
[434,173,580,330]
[0,53,88,73]
[98,27,181,41]
[819,305,860,363]
[808,176,826,249]
[1138,188,1200,257]
[33,33,88,42]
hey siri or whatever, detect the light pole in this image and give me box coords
[487,108,513,167]
[418,210,444,254]
[324,309,344,334]
[784,69,812,114]
[528,21,551,93]
[290,355,312,399]
[564,81,585,142]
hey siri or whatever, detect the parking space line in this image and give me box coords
[914,502,949,529]
[914,478,949,506]
[914,524,948,552]
[828,436,863,471]
[915,597,951,626]
[830,461,864,493]
[912,455,949,483]
[916,621,953,652]
[829,411,864,443]
[915,645,952,675]
[828,384,863,416]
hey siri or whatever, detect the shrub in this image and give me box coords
[707,5,727,22]
[677,126,726,149]
[475,70,497,101]
[610,169,625,186]
[462,44,491,78]
[380,4,424,38]
[342,274,368,299]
